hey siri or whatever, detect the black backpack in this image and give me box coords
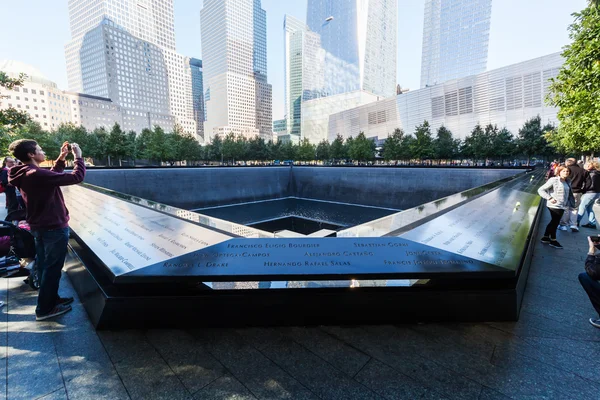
[0,221,36,259]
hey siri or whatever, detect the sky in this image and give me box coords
[0,0,588,120]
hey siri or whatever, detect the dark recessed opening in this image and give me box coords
[248,216,343,235]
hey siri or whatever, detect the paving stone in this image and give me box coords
[53,318,129,400]
[111,345,192,400]
[281,326,371,377]
[193,328,317,400]
[477,387,511,400]
[146,329,227,394]
[97,329,152,365]
[238,327,381,400]
[323,325,482,400]
[36,388,68,400]
[6,282,65,400]
[193,374,256,400]
[353,358,436,400]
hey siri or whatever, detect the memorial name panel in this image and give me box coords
[63,185,233,276]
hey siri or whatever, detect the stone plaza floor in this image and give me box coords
[1,195,600,399]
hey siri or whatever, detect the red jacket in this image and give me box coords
[8,159,86,230]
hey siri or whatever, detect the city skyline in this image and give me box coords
[0,0,589,122]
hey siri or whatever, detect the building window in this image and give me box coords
[31,89,36,94]
[431,96,444,118]
[445,91,458,116]
[23,88,28,93]
[15,96,19,100]
[13,87,19,92]
[40,90,44,95]
[459,87,473,114]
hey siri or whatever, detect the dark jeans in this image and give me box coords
[579,272,600,317]
[32,228,70,315]
[544,207,565,239]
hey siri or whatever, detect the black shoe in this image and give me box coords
[36,304,72,321]
[549,240,564,249]
[540,236,551,244]
[582,223,597,229]
[589,318,600,329]
[56,297,74,306]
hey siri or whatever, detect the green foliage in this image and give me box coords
[330,134,347,161]
[347,132,375,162]
[546,3,600,155]
[316,140,331,161]
[433,126,459,161]
[381,128,404,161]
[107,123,128,165]
[297,138,316,162]
[516,116,553,164]
[0,71,31,133]
[410,121,435,161]
[492,127,516,162]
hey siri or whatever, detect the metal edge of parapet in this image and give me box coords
[78,182,275,239]
[339,169,534,238]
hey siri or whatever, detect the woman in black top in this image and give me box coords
[578,161,600,229]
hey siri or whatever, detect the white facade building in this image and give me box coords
[420,0,493,88]
[201,0,273,143]
[65,0,196,136]
[329,53,563,142]
[0,60,131,132]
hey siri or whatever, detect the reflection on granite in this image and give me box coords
[202,279,421,290]
[337,173,525,238]
[400,171,544,270]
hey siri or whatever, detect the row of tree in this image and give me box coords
[1,116,559,166]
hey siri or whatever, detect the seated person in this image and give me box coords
[579,235,600,328]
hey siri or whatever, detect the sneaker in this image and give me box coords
[36,304,72,321]
[56,297,74,306]
[540,236,551,244]
[589,318,600,329]
[558,225,568,231]
[570,225,580,232]
[549,240,564,249]
[582,223,597,229]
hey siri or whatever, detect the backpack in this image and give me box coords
[0,221,36,259]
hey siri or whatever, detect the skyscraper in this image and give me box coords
[283,15,309,140]
[65,0,197,136]
[201,0,273,142]
[305,0,398,99]
[420,0,493,88]
[189,58,205,140]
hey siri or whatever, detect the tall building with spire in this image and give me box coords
[420,0,493,88]
[64,0,198,136]
[201,0,273,143]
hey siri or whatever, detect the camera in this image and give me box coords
[67,144,72,152]
[590,236,600,248]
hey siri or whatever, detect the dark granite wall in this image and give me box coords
[84,167,524,210]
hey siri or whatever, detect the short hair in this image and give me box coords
[555,165,570,176]
[8,139,38,162]
[565,158,577,166]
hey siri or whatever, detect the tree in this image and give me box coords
[348,132,375,162]
[433,126,459,163]
[87,127,109,163]
[107,123,128,166]
[462,124,489,164]
[330,134,347,162]
[248,137,269,161]
[279,140,297,161]
[491,127,516,164]
[0,71,31,136]
[516,116,550,165]
[381,128,404,161]
[316,139,331,162]
[206,135,223,163]
[546,2,600,155]
[410,121,435,162]
[297,138,316,162]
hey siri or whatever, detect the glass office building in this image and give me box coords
[190,58,204,139]
[305,0,397,99]
[420,0,493,88]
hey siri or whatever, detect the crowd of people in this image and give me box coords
[538,158,600,329]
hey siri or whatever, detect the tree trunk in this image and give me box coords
[107,155,111,167]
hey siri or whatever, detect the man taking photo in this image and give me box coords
[8,140,86,321]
